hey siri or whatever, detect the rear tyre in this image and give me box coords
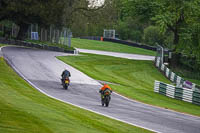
[64,84,68,90]
[101,99,104,106]
[105,102,109,107]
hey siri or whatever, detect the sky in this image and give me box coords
[88,0,105,7]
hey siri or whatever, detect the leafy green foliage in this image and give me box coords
[115,18,143,42]
[118,0,200,73]
[71,0,119,37]
[143,26,164,46]
[143,26,173,47]
[0,0,90,39]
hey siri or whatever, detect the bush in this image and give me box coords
[0,31,3,37]
[143,26,165,46]
[129,30,142,43]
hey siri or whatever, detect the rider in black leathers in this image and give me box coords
[61,69,71,82]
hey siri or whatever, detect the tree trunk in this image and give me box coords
[174,30,179,45]
[172,26,180,51]
[16,23,29,40]
[169,52,181,68]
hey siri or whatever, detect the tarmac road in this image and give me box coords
[76,48,155,61]
[2,46,200,133]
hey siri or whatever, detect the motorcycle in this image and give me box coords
[101,89,111,107]
[61,77,70,89]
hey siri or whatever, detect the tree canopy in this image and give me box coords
[0,0,89,39]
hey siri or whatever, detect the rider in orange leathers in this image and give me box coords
[99,84,112,95]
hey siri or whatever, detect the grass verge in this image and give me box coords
[0,43,6,47]
[57,53,200,116]
[71,38,156,56]
[0,57,152,133]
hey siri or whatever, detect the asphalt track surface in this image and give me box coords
[2,46,200,133]
[76,48,155,61]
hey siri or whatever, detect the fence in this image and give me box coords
[79,36,101,41]
[154,80,200,105]
[28,24,72,47]
[103,38,157,51]
[0,23,72,47]
[155,56,200,92]
[79,36,157,51]
[0,38,77,54]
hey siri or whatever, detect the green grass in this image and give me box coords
[0,43,6,47]
[187,79,200,85]
[71,38,156,56]
[57,53,200,116]
[0,57,152,133]
[26,40,75,51]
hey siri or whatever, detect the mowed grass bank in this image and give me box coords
[0,57,151,133]
[58,54,200,116]
[72,38,156,56]
[0,43,6,47]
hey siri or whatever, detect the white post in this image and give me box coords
[113,30,115,39]
[64,29,66,45]
[157,45,164,64]
[57,30,60,44]
[161,46,164,64]
[68,31,71,47]
[53,29,56,43]
[12,23,14,37]
[45,29,47,41]
[36,24,38,32]
[49,26,52,42]
[59,31,63,44]
[41,28,43,41]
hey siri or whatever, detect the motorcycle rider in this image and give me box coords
[61,69,71,83]
[99,84,112,98]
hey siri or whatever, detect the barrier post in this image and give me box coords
[100,37,103,41]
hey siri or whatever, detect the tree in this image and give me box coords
[122,0,198,50]
[0,0,77,40]
[70,0,119,37]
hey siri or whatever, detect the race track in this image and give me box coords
[76,48,155,60]
[2,46,200,133]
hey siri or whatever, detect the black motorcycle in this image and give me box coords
[61,77,70,89]
[101,90,111,107]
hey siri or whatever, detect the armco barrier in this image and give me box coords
[0,38,74,54]
[154,80,200,105]
[80,36,101,41]
[79,37,157,51]
[103,38,157,51]
[155,56,199,92]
